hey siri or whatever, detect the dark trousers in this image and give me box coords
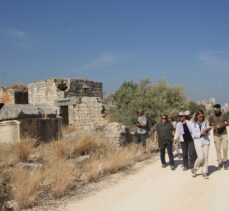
[180,141,197,169]
[160,143,175,166]
[136,133,147,146]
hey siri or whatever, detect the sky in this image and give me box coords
[0,0,229,104]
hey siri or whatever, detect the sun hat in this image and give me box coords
[184,110,191,116]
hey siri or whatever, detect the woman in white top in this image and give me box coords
[191,110,211,179]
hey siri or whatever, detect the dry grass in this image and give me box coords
[62,125,77,135]
[0,144,10,164]
[50,139,71,159]
[10,166,43,209]
[0,132,152,209]
[44,158,77,198]
[79,144,146,183]
[40,139,72,163]
[14,139,34,162]
[0,143,17,168]
[73,134,112,156]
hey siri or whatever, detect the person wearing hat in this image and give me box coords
[174,111,197,171]
[135,109,148,146]
[171,113,182,158]
[209,104,229,170]
[184,110,192,121]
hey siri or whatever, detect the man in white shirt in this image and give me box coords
[135,109,148,146]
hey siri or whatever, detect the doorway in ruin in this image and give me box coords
[0,103,4,110]
[14,91,28,104]
[60,106,69,126]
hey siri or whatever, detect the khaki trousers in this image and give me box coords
[214,134,228,164]
[194,143,209,174]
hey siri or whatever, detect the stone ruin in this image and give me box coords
[28,78,106,131]
[27,78,131,144]
[0,78,130,144]
[0,104,62,143]
[0,84,28,105]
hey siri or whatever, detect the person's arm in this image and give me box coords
[174,123,179,142]
[169,123,176,145]
[216,115,229,128]
[139,117,148,129]
[136,117,147,129]
[189,122,202,139]
[223,114,229,127]
[209,116,214,127]
[208,115,226,129]
[153,130,158,145]
[225,122,229,127]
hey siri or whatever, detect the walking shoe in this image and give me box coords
[223,162,228,170]
[170,165,175,170]
[216,163,223,170]
[192,169,197,177]
[162,164,166,168]
[183,167,188,171]
[202,173,209,179]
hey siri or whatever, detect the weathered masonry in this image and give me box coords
[28,78,106,131]
[0,104,62,142]
[28,78,103,106]
[0,87,28,105]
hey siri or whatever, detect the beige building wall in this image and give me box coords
[28,79,65,106]
[71,97,106,130]
[0,120,20,144]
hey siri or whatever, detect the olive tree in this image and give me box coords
[110,78,188,127]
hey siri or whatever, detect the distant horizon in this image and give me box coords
[1,1,229,104]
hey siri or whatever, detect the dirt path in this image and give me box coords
[59,133,229,211]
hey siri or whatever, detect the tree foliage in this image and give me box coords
[110,79,188,127]
[187,101,206,114]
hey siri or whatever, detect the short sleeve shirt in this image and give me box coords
[209,113,228,136]
[137,116,147,134]
[155,122,174,147]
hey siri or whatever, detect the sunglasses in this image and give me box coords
[161,117,167,120]
[198,115,204,118]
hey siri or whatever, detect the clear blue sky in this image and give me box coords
[0,0,229,103]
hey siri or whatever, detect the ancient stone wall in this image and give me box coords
[28,78,104,131]
[20,117,62,141]
[0,88,15,104]
[28,78,103,106]
[28,79,66,106]
[66,80,103,98]
[71,97,106,130]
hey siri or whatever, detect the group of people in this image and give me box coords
[135,104,229,179]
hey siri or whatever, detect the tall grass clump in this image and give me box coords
[10,166,43,209]
[50,139,72,159]
[79,143,146,183]
[14,139,34,162]
[40,139,72,162]
[0,143,17,168]
[73,134,112,156]
[44,158,77,198]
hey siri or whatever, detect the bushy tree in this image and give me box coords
[110,78,188,127]
[187,101,206,114]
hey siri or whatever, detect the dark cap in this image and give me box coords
[214,104,221,109]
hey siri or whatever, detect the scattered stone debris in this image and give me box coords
[2,200,19,211]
